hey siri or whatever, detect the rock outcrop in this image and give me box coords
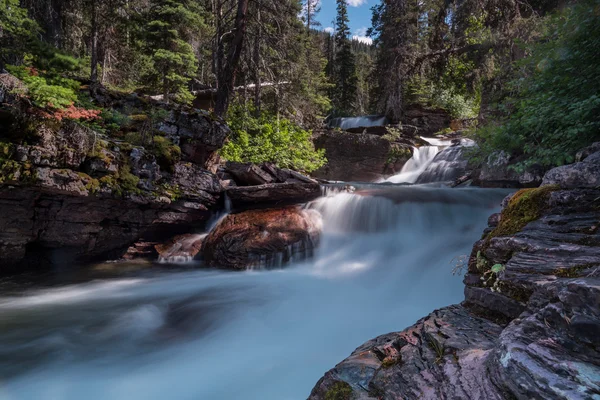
[312,130,413,182]
[473,151,546,188]
[402,104,451,137]
[309,147,600,400]
[202,207,322,269]
[221,162,321,208]
[0,75,227,272]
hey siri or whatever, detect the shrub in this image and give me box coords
[7,65,78,109]
[473,0,600,169]
[220,104,326,173]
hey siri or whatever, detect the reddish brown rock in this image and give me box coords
[155,233,205,262]
[202,207,322,269]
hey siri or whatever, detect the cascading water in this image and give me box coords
[327,115,388,130]
[385,146,440,183]
[0,185,510,400]
[416,139,475,184]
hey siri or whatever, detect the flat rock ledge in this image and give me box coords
[309,184,600,397]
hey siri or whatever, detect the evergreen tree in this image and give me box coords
[332,0,358,116]
[144,0,204,103]
[0,0,38,70]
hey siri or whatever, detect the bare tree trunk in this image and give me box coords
[253,0,261,116]
[215,0,250,117]
[90,0,99,94]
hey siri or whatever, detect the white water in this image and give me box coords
[0,185,508,400]
[385,146,441,183]
[328,115,388,130]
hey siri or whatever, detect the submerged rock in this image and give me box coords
[202,207,322,269]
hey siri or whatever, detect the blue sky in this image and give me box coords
[315,0,375,44]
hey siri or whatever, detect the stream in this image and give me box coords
[0,139,510,400]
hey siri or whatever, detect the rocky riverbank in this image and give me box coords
[308,145,600,400]
[0,73,320,274]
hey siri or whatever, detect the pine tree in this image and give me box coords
[0,0,39,70]
[332,0,358,116]
[144,0,204,103]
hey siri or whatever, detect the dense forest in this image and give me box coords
[1,0,599,171]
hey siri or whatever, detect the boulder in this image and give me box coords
[226,182,321,208]
[158,110,230,169]
[172,162,222,203]
[542,147,600,188]
[575,141,600,162]
[225,161,276,186]
[474,151,545,188]
[202,207,322,269]
[0,73,27,104]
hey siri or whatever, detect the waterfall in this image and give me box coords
[416,139,475,184]
[328,115,388,130]
[385,146,441,183]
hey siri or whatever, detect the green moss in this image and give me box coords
[325,381,353,400]
[76,172,100,193]
[554,264,596,278]
[0,159,37,184]
[381,356,399,368]
[387,145,412,164]
[488,185,560,239]
[153,135,181,172]
[0,142,14,158]
[162,183,182,201]
[117,164,141,195]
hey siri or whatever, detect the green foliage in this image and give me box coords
[0,0,39,68]
[475,0,600,168]
[330,0,358,116]
[406,78,479,119]
[153,135,181,171]
[101,109,132,134]
[220,104,326,173]
[6,65,78,109]
[324,381,353,400]
[144,0,204,103]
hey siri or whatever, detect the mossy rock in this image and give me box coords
[488,185,560,240]
[325,381,353,400]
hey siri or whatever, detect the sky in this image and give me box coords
[315,0,375,45]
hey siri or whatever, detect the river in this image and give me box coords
[0,142,510,400]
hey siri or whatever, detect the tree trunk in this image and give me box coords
[215,0,250,117]
[90,0,99,94]
[253,0,261,116]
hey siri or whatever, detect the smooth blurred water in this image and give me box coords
[0,186,509,400]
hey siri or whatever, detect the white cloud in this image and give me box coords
[324,27,335,34]
[352,35,373,45]
[354,27,368,37]
[347,0,367,6]
[352,27,372,44]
